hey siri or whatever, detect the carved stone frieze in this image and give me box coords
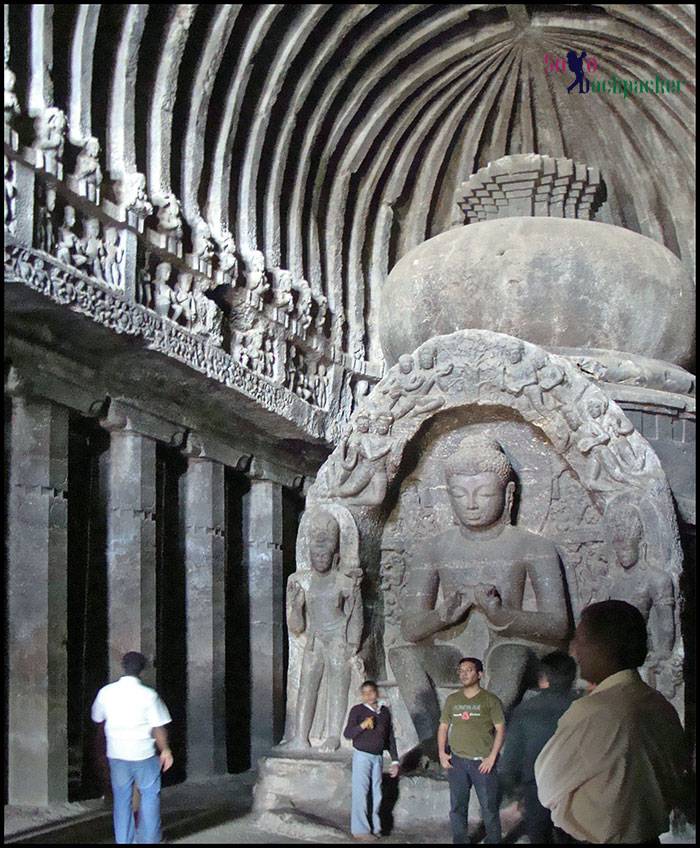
[5,242,328,440]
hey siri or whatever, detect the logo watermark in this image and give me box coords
[544,51,686,97]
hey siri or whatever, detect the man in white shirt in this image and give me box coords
[534,600,687,844]
[91,652,173,844]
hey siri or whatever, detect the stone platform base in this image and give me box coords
[252,755,520,842]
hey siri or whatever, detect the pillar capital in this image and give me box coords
[99,398,186,446]
[180,429,252,471]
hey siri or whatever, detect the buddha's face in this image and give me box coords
[355,415,370,433]
[64,206,76,226]
[447,471,508,528]
[308,516,339,573]
[85,219,100,237]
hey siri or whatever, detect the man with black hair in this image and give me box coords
[535,601,687,844]
[499,651,578,843]
[91,651,173,844]
[344,680,400,841]
[438,657,506,844]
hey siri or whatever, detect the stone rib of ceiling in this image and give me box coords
[8,4,695,363]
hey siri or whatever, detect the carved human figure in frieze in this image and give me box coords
[4,67,20,129]
[5,155,17,231]
[217,230,238,279]
[285,343,299,392]
[501,339,545,413]
[242,249,269,300]
[232,329,249,368]
[136,251,154,308]
[334,412,370,486]
[603,500,678,699]
[272,268,295,316]
[330,411,397,506]
[295,278,313,333]
[262,335,275,378]
[191,218,215,264]
[577,396,645,489]
[81,217,105,281]
[153,261,175,318]
[314,363,328,409]
[315,292,328,334]
[191,277,222,344]
[282,509,363,752]
[101,226,124,289]
[349,327,365,365]
[549,405,581,453]
[382,349,447,419]
[34,107,66,174]
[116,171,153,220]
[153,192,183,239]
[56,205,87,268]
[389,437,570,752]
[171,271,195,325]
[246,326,265,374]
[600,399,648,474]
[293,351,312,400]
[35,184,57,254]
[71,136,102,200]
[537,360,567,410]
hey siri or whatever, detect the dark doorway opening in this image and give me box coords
[225,470,251,772]
[156,443,188,787]
[282,488,304,714]
[66,414,110,801]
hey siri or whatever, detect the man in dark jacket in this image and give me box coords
[499,651,577,843]
[343,680,400,841]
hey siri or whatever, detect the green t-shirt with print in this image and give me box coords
[439,688,505,759]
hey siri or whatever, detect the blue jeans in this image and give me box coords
[108,756,162,844]
[351,750,383,836]
[447,755,502,844]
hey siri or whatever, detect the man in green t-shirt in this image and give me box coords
[438,657,506,844]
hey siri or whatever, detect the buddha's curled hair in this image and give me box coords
[444,436,513,485]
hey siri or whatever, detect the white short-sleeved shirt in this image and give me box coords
[91,676,172,761]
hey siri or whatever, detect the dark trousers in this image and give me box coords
[447,755,502,844]
[522,780,553,843]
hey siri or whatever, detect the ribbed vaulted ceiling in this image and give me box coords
[6,4,695,362]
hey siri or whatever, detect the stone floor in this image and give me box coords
[4,772,696,844]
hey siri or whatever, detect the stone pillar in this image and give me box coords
[7,389,69,805]
[243,477,285,764]
[101,414,157,682]
[182,447,227,777]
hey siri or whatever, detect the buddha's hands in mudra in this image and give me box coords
[474,583,510,626]
[437,590,472,625]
